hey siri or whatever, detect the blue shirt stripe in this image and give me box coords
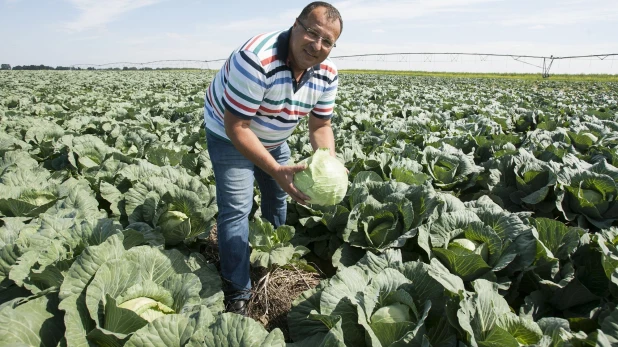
[232,54,267,89]
[253,116,297,131]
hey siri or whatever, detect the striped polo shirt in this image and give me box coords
[203,28,338,149]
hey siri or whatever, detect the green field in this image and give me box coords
[1,70,618,345]
[341,69,618,81]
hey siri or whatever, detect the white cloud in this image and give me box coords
[216,10,297,32]
[219,18,285,32]
[63,0,165,32]
[67,35,102,42]
[372,29,386,33]
[210,0,498,34]
[120,32,208,46]
[498,1,618,27]
[334,0,501,22]
[529,25,546,30]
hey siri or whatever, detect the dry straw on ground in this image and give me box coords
[249,265,320,338]
[201,225,322,340]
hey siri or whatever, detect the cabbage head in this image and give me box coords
[58,233,224,346]
[158,210,189,231]
[371,303,411,324]
[294,148,348,206]
[556,166,618,229]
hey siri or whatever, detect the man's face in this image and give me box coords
[289,7,341,71]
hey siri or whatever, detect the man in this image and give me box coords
[203,2,342,315]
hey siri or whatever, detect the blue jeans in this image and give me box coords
[206,131,289,300]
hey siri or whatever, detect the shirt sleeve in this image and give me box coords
[311,72,338,120]
[222,50,266,119]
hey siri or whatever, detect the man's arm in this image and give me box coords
[308,113,336,157]
[224,110,310,204]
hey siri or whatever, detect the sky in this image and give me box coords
[1,0,618,74]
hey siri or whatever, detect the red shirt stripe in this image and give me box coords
[261,55,278,66]
[259,105,310,116]
[313,106,333,113]
[320,64,336,75]
[243,34,265,51]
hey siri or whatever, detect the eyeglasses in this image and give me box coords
[296,18,336,50]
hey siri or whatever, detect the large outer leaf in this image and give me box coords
[400,261,452,318]
[319,267,367,346]
[59,233,125,300]
[125,306,214,347]
[426,210,482,248]
[567,131,598,152]
[59,233,126,347]
[0,293,65,346]
[433,247,492,282]
[458,279,542,347]
[46,180,107,219]
[104,295,149,335]
[403,182,441,230]
[0,151,38,175]
[100,181,123,216]
[496,313,543,345]
[289,286,329,342]
[600,308,618,345]
[192,263,225,315]
[357,269,430,347]
[124,177,168,225]
[8,216,121,294]
[477,325,519,347]
[532,218,582,261]
[0,166,59,217]
[287,315,346,347]
[59,292,96,347]
[202,312,286,347]
[467,196,532,241]
[360,269,416,322]
[85,258,145,343]
[538,317,573,346]
[290,253,380,345]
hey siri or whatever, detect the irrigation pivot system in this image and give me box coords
[69,53,618,77]
[328,52,618,77]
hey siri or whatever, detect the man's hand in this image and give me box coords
[271,164,311,205]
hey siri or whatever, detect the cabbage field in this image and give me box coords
[1,70,618,346]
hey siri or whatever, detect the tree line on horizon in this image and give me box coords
[1,64,203,71]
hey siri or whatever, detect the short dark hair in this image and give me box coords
[298,2,343,34]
